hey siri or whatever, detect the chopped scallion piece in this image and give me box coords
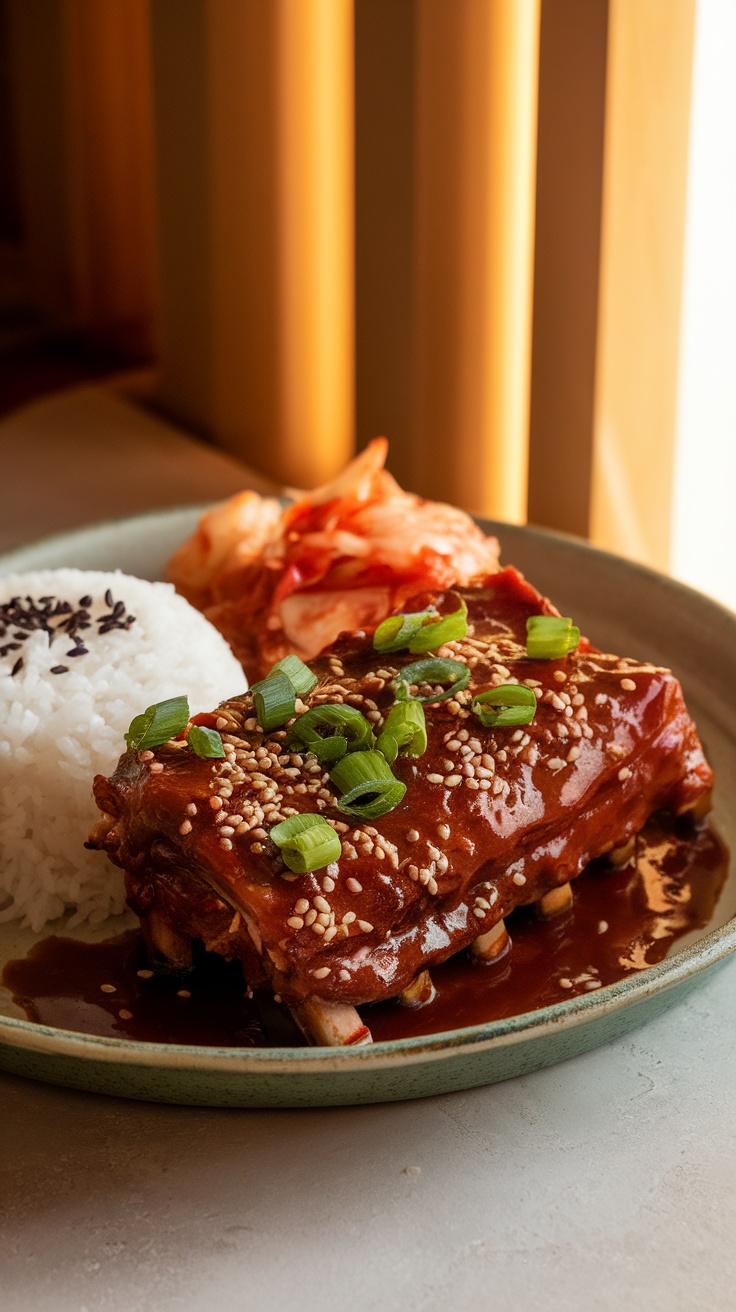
[269,813,341,873]
[251,670,296,731]
[472,683,537,728]
[377,701,427,764]
[288,703,373,763]
[526,615,581,660]
[408,595,468,653]
[266,654,318,697]
[187,724,225,759]
[125,695,190,751]
[330,749,406,819]
[392,657,470,705]
[373,608,438,654]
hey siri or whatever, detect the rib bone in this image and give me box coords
[679,788,713,821]
[537,882,573,918]
[293,997,373,1047]
[399,970,436,1007]
[609,837,636,868]
[141,908,193,972]
[471,918,509,961]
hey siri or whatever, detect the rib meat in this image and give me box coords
[89,568,713,1042]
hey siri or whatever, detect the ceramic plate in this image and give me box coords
[1,508,735,1107]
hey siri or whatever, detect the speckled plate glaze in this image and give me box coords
[1,508,735,1107]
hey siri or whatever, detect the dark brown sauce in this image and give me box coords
[3,817,728,1047]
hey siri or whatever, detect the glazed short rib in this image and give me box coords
[89,567,713,1046]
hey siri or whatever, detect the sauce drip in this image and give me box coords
[3,817,728,1048]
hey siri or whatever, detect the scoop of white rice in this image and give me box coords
[0,569,246,931]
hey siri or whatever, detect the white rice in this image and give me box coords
[0,569,246,931]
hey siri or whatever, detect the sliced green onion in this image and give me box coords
[526,615,581,660]
[377,701,427,764]
[187,724,225,759]
[269,813,341,873]
[392,657,470,705]
[251,670,296,731]
[288,703,374,764]
[408,595,468,653]
[330,749,407,819]
[266,654,318,697]
[125,695,190,751]
[373,608,437,654]
[472,683,537,728]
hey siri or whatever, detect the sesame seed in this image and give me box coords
[140,750,154,762]
[620,678,636,691]
[553,670,567,683]
[427,773,444,785]
[219,825,234,837]
[314,895,330,914]
[342,911,357,924]
[209,795,222,810]
[547,757,566,771]
[304,909,318,926]
[118,1009,133,1020]
[595,692,607,705]
[312,922,326,935]
[221,837,233,851]
[322,876,335,892]
[437,823,450,840]
[179,819,192,835]
[512,872,527,885]
[408,865,419,881]
[137,969,154,979]
[358,920,374,932]
[149,762,164,773]
[177,989,191,999]
[287,916,304,930]
[313,966,331,979]
[618,766,632,780]
[559,978,573,989]
[294,898,309,915]
[100,983,116,993]
[316,912,330,927]
[323,926,338,943]
[445,774,462,787]
[406,829,420,842]
[339,968,351,981]
[186,802,197,816]
[598,920,609,934]
[473,907,485,919]
[567,745,581,761]
[346,877,362,893]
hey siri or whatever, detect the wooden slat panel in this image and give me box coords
[6,0,157,355]
[527,0,609,540]
[151,0,354,490]
[590,0,697,569]
[354,0,414,485]
[410,0,540,519]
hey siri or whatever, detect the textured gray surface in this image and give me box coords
[3,957,736,1312]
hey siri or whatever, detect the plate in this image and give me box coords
[1,508,735,1107]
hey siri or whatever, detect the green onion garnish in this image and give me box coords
[330,749,407,819]
[373,608,438,654]
[288,703,374,763]
[266,654,318,697]
[187,724,226,759]
[472,683,537,728]
[125,695,190,751]
[408,595,468,653]
[526,615,581,660]
[269,813,342,873]
[392,657,470,705]
[251,670,296,731]
[377,701,427,764]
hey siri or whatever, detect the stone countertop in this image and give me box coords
[2,383,735,1311]
[4,960,736,1311]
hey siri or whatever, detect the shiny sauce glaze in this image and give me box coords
[3,816,728,1047]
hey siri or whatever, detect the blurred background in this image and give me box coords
[0,0,733,603]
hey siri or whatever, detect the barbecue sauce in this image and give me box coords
[3,817,728,1048]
